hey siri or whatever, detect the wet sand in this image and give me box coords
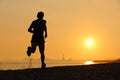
[0,62,120,80]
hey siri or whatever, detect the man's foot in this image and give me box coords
[27,47,31,57]
[41,63,46,69]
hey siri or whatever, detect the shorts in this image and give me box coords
[31,35,45,45]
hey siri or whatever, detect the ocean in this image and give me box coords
[0,60,107,70]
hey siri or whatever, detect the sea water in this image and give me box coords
[0,60,87,70]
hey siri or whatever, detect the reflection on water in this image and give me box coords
[84,61,95,65]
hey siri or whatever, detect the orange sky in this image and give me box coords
[0,0,120,61]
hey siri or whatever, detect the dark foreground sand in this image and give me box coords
[0,62,120,80]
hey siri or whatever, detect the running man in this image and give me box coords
[27,12,47,69]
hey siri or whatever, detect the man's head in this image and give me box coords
[37,12,44,19]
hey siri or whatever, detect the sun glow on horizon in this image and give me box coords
[85,61,94,65]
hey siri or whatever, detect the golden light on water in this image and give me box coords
[85,61,94,65]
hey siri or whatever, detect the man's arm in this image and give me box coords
[45,26,47,38]
[28,22,34,33]
[44,20,47,38]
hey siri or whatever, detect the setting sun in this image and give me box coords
[86,39,93,47]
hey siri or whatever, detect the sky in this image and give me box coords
[0,0,120,61]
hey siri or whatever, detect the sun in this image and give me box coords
[86,39,93,47]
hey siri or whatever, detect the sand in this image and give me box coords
[0,62,120,80]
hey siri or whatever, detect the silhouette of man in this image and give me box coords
[27,12,47,69]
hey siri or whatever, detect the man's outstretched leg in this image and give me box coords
[27,42,37,57]
[39,43,46,69]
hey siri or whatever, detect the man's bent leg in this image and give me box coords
[31,42,37,53]
[27,42,37,57]
[27,47,32,57]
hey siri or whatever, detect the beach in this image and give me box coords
[0,62,120,80]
